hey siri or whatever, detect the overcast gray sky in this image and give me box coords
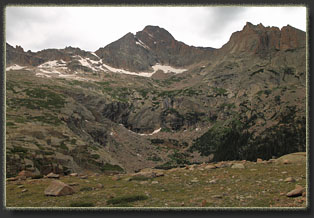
[6,6,306,52]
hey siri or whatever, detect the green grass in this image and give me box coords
[101,163,124,173]
[129,175,151,181]
[10,146,28,154]
[6,122,15,126]
[59,141,69,151]
[91,154,100,159]
[27,115,62,126]
[150,139,165,144]
[9,88,65,111]
[213,87,227,96]
[106,195,148,205]
[5,159,307,208]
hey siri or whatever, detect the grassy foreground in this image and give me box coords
[6,156,307,209]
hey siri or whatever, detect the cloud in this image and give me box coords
[202,7,247,34]
[6,7,69,50]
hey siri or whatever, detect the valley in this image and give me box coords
[5,23,307,208]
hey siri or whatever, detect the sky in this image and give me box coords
[6,6,307,52]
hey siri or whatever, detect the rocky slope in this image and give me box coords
[5,23,306,177]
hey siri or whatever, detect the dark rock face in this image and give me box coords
[136,26,215,68]
[95,25,215,72]
[95,32,157,72]
[6,43,45,66]
[101,102,131,125]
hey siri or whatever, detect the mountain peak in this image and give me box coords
[139,25,175,41]
[220,22,305,55]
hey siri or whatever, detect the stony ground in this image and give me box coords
[5,153,307,209]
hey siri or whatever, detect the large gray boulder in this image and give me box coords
[44,180,75,196]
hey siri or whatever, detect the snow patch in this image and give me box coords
[102,63,186,78]
[90,52,99,58]
[73,55,106,72]
[152,64,187,74]
[39,69,61,75]
[139,128,162,136]
[39,60,67,69]
[6,64,25,71]
[102,63,154,77]
[146,32,154,38]
[135,39,150,50]
[35,72,51,78]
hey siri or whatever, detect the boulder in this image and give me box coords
[256,158,263,163]
[276,152,306,164]
[44,180,75,196]
[96,183,104,189]
[215,162,228,168]
[18,170,34,178]
[132,171,157,179]
[7,177,18,181]
[47,172,60,179]
[112,175,121,181]
[284,177,296,183]
[286,185,304,197]
[231,163,245,169]
[191,178,199,183]
[205,165,216,170]
[69,173,78,177]
[79,175,88,179]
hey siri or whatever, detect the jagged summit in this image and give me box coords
[138,25,175,41]
[219,22,305,56]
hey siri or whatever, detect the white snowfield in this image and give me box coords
[38,60,67,70]
[102,63,187,77]
[6,64,25,71]
[152,64,187,74]
[117,122,161,136]
[124,126,162,136]
[31,53,187,80]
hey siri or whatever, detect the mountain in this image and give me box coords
[95,25,215,72]
[5,23,306,177]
